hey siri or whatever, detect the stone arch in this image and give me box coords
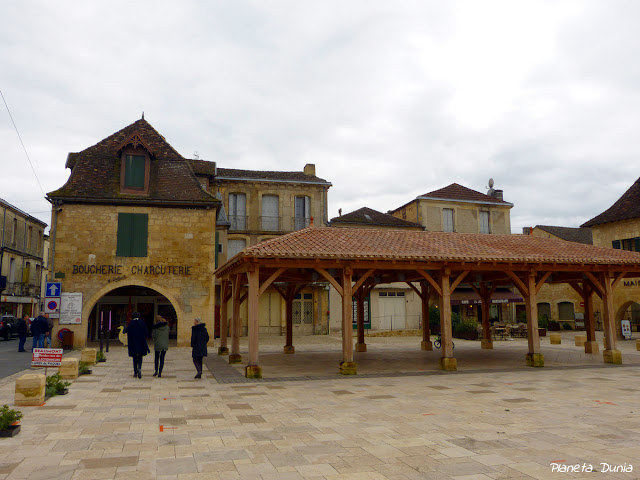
[82,279,183,337]
[615,300,640,339]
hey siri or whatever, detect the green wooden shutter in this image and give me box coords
[635,237,640,252]
[117,213,133,256]
[215,231,219,268]
[124,155,145,187]
[612,240,621,249]
[131,214,148,257]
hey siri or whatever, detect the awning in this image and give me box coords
[450,288,523,306]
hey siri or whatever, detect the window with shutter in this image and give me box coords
[124,155,145,188]
[612,240,621,249]
[479,211,490,234]
[116,213,148,257]
[294,196,310,230]
[443,208,454,232]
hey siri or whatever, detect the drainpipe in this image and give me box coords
[21,217,27,293]
[0,205,6,281]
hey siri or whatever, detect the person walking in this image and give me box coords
[151,315,169,378]
[191,317,209,379]
[44,313,54,348]
[30,313,48,350]
[124,311,149,378]
[17,315,28,352]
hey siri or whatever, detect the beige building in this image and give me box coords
[328,184,519,334]
[47,118,220,348]
[187,160,333,337]
[0,198,47,318]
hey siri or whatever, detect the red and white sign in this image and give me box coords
[579,301,585,308]
[31,348,63,367]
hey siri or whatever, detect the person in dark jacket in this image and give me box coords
[31,313,49,350]
[17,315,29,352]
[151,315,169,378]
[124,311,150,378]
[191,317,209,379]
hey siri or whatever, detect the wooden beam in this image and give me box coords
[272,284,286,300]
[315,268,343,297]
[612,271,626,290]
[506,271,528,296]
[568,281,585,299]
[535,271,552,294]
[450,270,470,291]
[406,281,423,298]
[417,270,442,297]
[584,271,604,297]
[258,267,287,296]
[353,269,375,293]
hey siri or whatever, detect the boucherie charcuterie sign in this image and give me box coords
[71,264,192,275]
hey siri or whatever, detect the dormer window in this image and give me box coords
[119,149,150,193]
[118,132,153,194]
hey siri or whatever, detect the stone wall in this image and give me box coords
[50,203,217,347]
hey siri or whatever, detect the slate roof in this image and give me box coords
[419,183,510,205]
[215,168,331,185]
[534,225,593,245]
[330,207,423,229]
[581,178,640,227]
[216,227,640,275]
[48,119,218,207]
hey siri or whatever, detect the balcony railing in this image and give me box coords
[3,282,38,296]
[229,215,248,231]
[292,217,310,231]
[260,215,281,232]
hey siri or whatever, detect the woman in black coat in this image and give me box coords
[125,311,150,378]
[191,317,209,379]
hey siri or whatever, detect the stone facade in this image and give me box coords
[0,198,47,317]
[50,203,217,347]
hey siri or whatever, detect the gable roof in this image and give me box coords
[534,225,593,245]
[48,119,219,207]
[419,183,511,205]
[581,178,640,227]
[330,207,424,229]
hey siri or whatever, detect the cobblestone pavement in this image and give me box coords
[0,331,639,479]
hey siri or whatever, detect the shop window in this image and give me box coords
[116,213,148,257]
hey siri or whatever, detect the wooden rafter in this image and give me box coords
[584,271,604,297]
[535,271,552,294]
[506,271,528,296]
[353,269,375,293]
[450,270,470,291]
[612,271,626,290]
[417,270,442,297]
[258,267,287,296]
[315,268,343,296]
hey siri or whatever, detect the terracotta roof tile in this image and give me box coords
[227,227,640,266]
[581,178,640,227]
[535,225,593,245]
[420,183,509,205]
[330,207,423,229]
[48,119,218,206]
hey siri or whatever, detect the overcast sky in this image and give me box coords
[2,1,639,233]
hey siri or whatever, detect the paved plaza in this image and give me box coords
[1,332,639,479]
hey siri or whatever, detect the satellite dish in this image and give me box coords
[488,178,494,188]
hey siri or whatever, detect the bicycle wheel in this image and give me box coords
[434,339,441,348]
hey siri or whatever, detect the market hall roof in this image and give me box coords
[581,177,640,227]
[48,118,219,207]
[215,227,640,279]
[330,207,424,229]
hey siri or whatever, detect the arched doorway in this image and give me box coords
[87,285,178,341]
[617,300,640,335]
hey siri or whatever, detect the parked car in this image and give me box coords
[0,315,18,340]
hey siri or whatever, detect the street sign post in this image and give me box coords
[46,282,61,297]
[44,297,61,317]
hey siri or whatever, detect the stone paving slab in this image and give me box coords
[0,332,638,479]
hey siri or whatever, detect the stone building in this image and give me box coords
[188,160,333,336]
[46,118,220,348]
[0,198,47,317]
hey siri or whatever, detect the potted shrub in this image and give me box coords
[79,361,92,375]
[0,404,23,437]
[96,350,107,363]
[538,314,549,337]
[46,373,71,397]
[548,320,561,331]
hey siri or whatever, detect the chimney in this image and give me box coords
[493,189,503,201]
[522,227,533,235]
[303,163,316,176]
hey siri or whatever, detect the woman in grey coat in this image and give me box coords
[191,317,209,379]
[152,315,169,377]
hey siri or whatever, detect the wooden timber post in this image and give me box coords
[340,267,356,374]
[584,284,598,354]
[355,289,367,352]
[470,282,495,350]
[284,286,296,354]
[218,279,230,355]
[525,272,543,367]
[421,281,432,351]
[229,274,243,364]
[601,272,622,364]
[245,265,262,378]
[439,268,456,371]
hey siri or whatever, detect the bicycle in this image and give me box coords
[433,336,454,349]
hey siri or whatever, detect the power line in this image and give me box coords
[0,90,46,197]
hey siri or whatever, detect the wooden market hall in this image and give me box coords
[214,227,640,378]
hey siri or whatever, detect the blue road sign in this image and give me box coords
[46,282,61,297]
